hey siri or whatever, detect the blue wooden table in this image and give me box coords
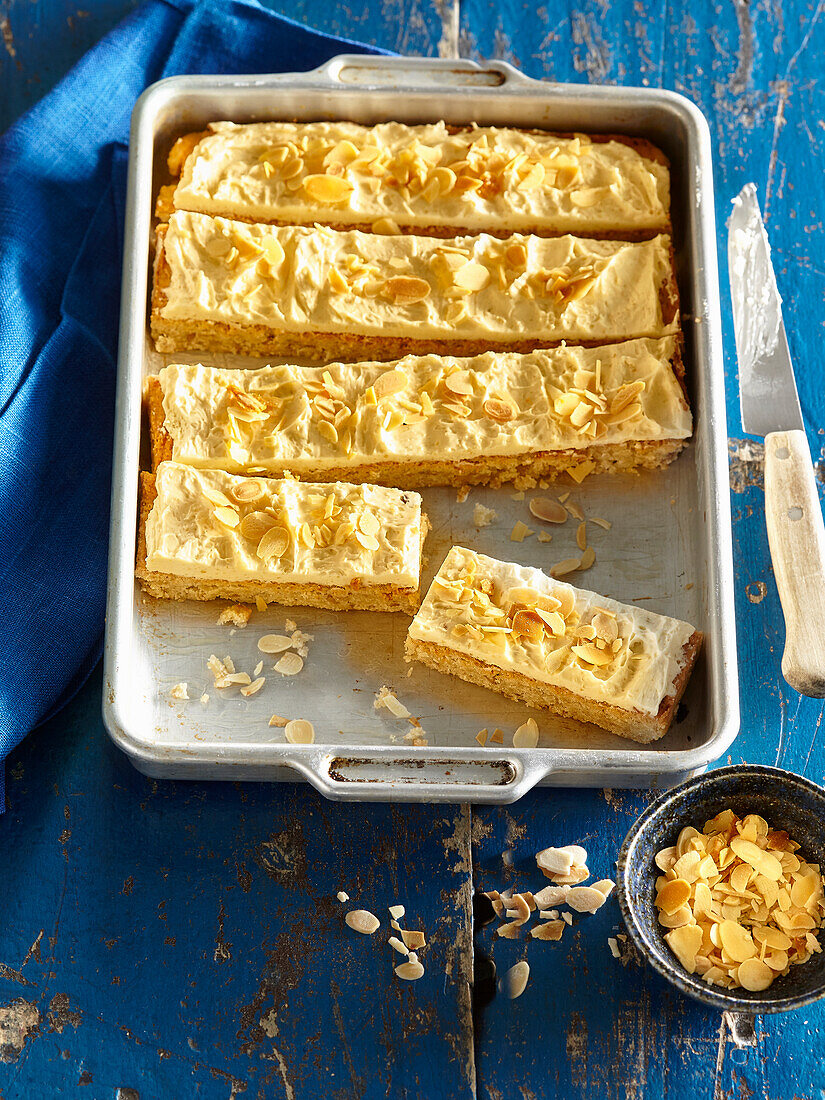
[1,0,824,1096]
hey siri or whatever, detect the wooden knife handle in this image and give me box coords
[765,429,825,697]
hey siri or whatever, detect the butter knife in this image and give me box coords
[729,183,825,696]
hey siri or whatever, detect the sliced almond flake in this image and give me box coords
[395,960,425,981]
[529,497,568,524]
[388,904,405,920]
[345,909,380,935]
[566,886,610,913]
[490,728,504,744]
[336,891,349,903]
[275,653,304,676]
[536,847,575,876]
[567,461,595,485]
[551,557,582,579]
[258,634,293,654]
[513,718,539,748]
[608,937,621,959]
[576,522,588,551]
[253,661,264,678]
[537,532,554,543]
[284,718,314,744]
[240,677,265,697]
[591,516,612,530]
[388,936,409,956]
[503,960,530,998]
[476,728,489,746]
[531,921,565,941]
[268,714,288,727]
[400,929,426,950]
[496,921,521,940]
[510,521,534,543]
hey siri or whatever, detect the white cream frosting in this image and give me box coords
[408,546,696,716]
[172,120,670,235]
[156,338,691,475]
[158,211,679,344]
[145,462,423,588]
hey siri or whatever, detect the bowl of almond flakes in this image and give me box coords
[617,765,825,1012]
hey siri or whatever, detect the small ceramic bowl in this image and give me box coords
[617,764,825,1013]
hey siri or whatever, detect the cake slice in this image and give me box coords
[150,211,679,361]
[145,338,691,488]
[405,546,702,742]
[159,120,670,239]
[136,462,428,613]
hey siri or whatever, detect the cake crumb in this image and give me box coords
[473,503,497,528]
[218,604,252,628]
[337,890,349,903]
[537,531,553,543]
[510,490,525,501]
[456,486,470,503]
[255,595,268,612]
[374,685,411,719]
[200,693,209,705]
[289,627,313,658]
[170,682,189,701]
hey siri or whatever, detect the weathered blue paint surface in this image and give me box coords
[1,0,824,1096]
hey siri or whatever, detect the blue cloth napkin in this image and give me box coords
[0,0,382,805]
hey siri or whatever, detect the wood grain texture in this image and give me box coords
[2,0,825,1096]
[765,430,825,696]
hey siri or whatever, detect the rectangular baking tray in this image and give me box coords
[102,55,739,803]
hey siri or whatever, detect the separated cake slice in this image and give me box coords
[405,546,702,742]
[150,212,679,361]
[135,462,428,613]
[145,337,691,488]
[159,120,670,239]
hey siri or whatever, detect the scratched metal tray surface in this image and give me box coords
[102,55,739,802]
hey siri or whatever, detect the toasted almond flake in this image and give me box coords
[551,557,582,578]
[592,878,615,898]
[578,546,596,571]
[257,526,290,562]
[730,837,783,881]
[303,174,354,203]
[533,885,570,908]
[483,397,516,422]
[445,370,474,397]
[490,728,504,744]
[355,530,380,552]
[529,497,568,524]
[373,368,408,399]
[268,714,288,727]
[476,728,489,746]
[283,718,314,744]
[345,909,380,935]
[566,886,610,913]
[214,505,240,528]
[537,532,554,543]
[372,216,401,235]
[576,522,588,550]
[531,921,565,941]
[230,479,266,504]
[453,261,491,292]
[400,929,426,950]
[258,634,293,654]
[510,520,534,543]
[665,924,703,974]
[388,936,409,956]
[656,878,692,915]
[384,275,431,303]
[608,937,621,958]
[503,960,530,999]
[240,676,265,698]
[395,960,425,981]
[336,890,349,902]
[536,847,575,875]
[567,460,596,484]
[388,904,405,920]
[496,921,521,940]
[275,652,304,676]
[513,719,539,748]
[253,661,264,678]
[737,957,774,991]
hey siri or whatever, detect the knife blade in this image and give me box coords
[728,183,825,696]
[729,183,804,437]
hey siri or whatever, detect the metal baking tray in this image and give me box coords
[102,55,739,802]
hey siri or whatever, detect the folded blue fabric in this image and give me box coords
[0,0,382,805]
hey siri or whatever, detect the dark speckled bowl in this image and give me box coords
[617,765,825,1013]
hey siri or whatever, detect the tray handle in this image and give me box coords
[283,748,555,804]
[311,55,533,91]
